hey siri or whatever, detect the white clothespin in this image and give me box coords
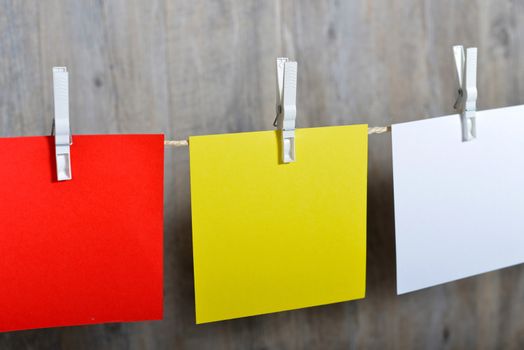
[273,57,297,163]
[453,45,478,141]
[52,67,72,181]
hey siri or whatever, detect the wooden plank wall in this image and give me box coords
[1,0,524,349]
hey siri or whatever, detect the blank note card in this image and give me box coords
[0,134,164,332]
[392,105,524,294]
[189,125,368,323]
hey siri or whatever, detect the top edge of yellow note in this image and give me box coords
[188,124,369,140]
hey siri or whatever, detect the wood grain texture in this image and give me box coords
[1,0,524,349]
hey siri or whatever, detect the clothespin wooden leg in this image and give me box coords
[274,58,297,163]
[453,46,478,141]
[52,67,72,181]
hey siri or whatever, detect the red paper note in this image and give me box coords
[0,134,164,332]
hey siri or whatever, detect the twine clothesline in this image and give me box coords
[367,126,391,135]
[163,126,391,147]
[164,140,189,147]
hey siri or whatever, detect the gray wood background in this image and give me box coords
[1,0,524,349]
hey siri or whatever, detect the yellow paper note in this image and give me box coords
[189,125,368,323]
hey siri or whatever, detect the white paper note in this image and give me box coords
[392,105,524,294]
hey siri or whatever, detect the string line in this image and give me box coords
[164,126,391,147]
[164,140,189,147]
